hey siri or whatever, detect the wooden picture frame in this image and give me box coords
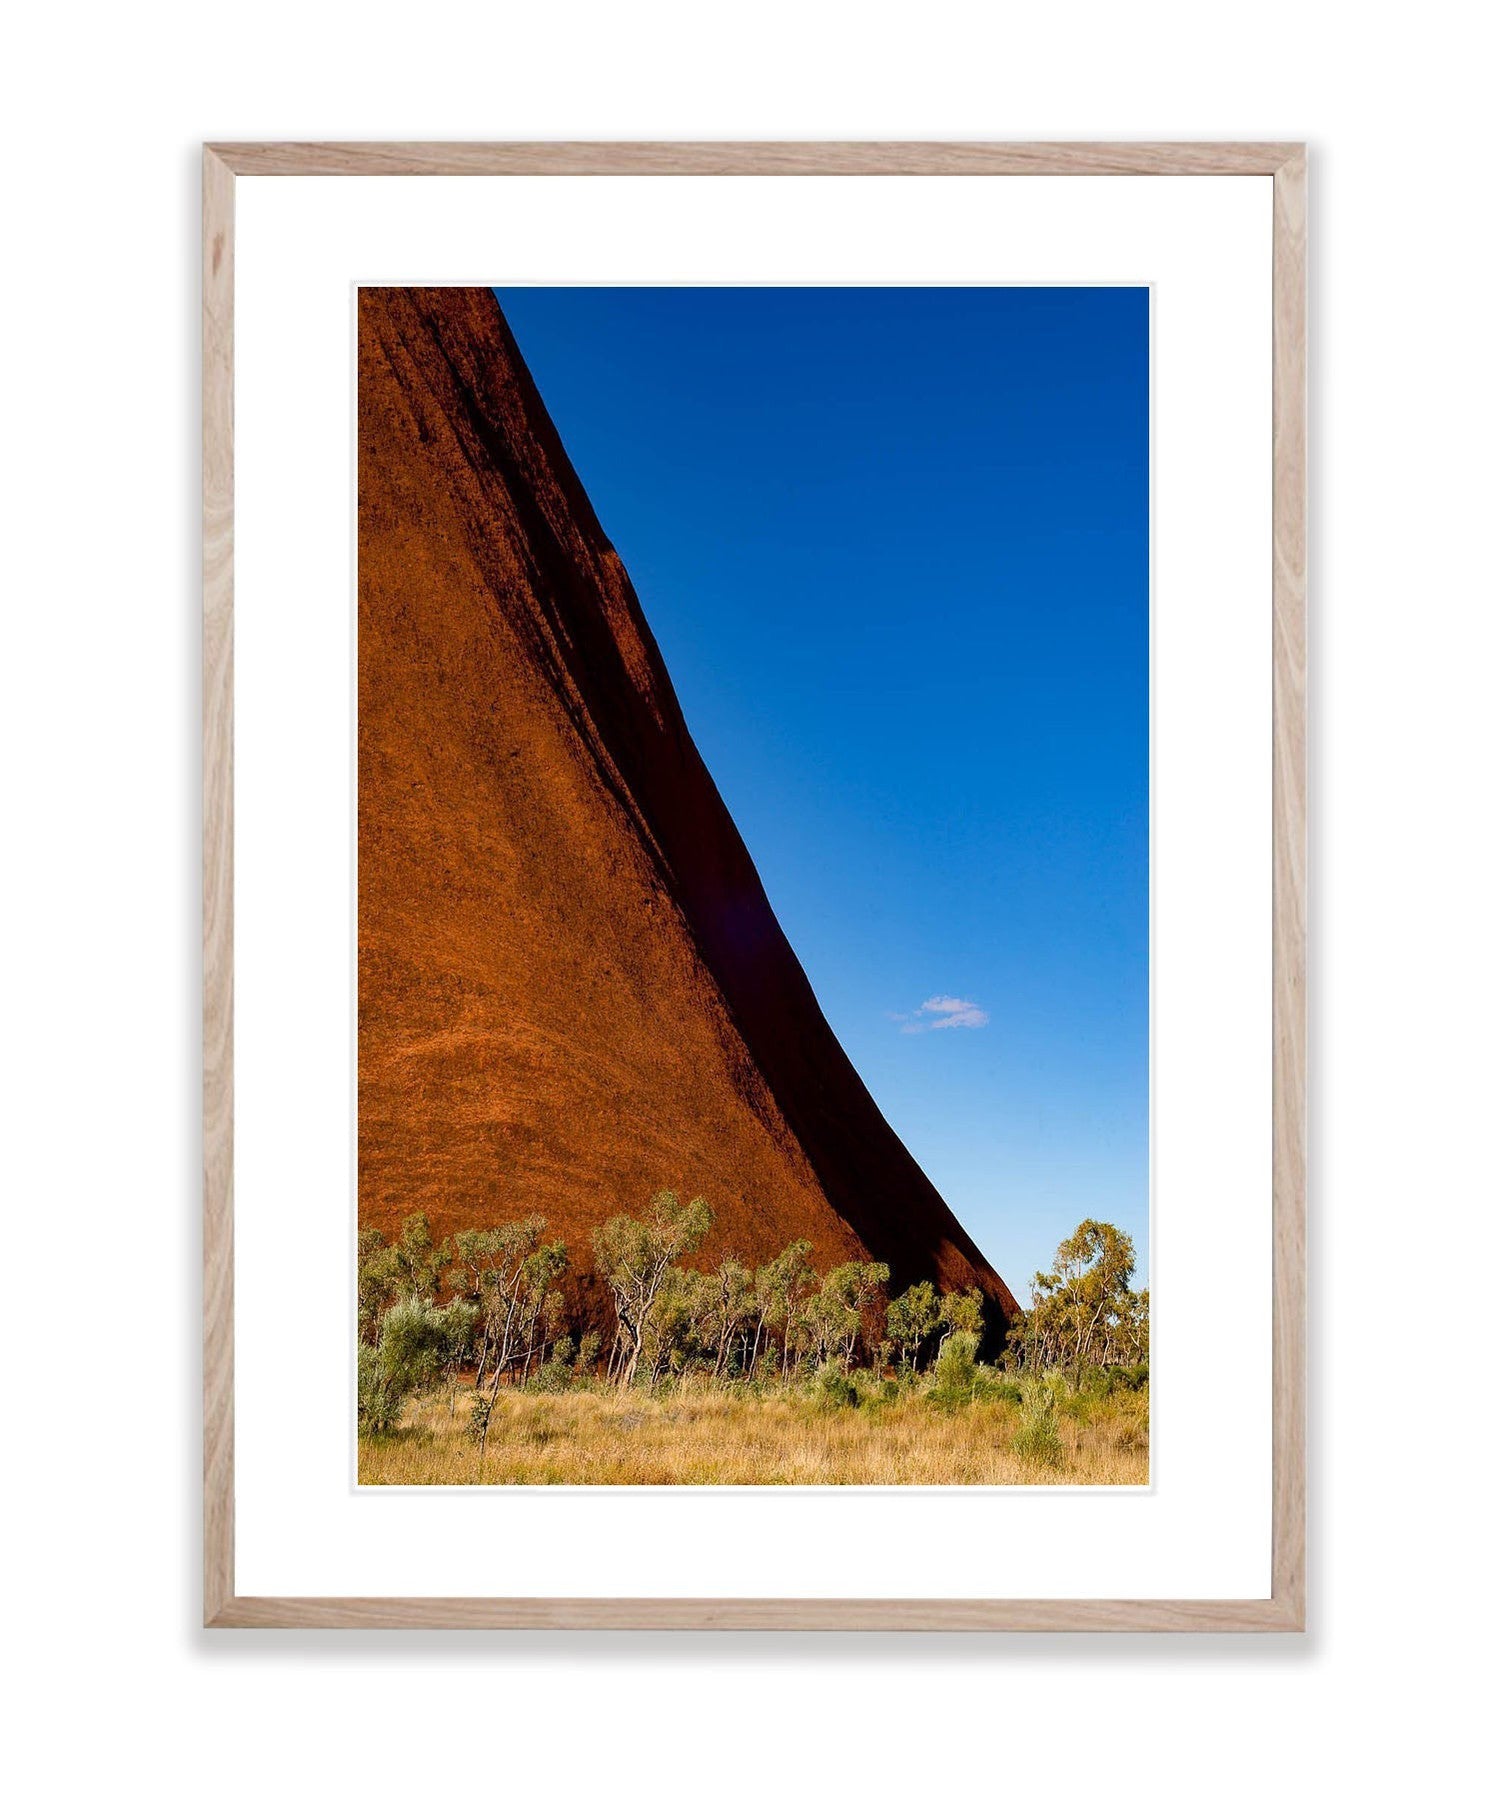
[203,140,1306,1630]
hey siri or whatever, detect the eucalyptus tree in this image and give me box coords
[886,1280,939,1373]
[812,1261,891,1370]
[357,1228,400,1343]
[391,1211,450,1301]
[707,1256,754,1379]
[467,1236,570,1452]
[1050,1217,1135,1368]
[452,1217,565,1390]
[436,1297,480,1414]
[1120,1287,1150,1365]
[638,1266,714,1384]
[359,1213,455,1341]
[592,1191,715,1388]
[937,1285,985,1349]
[755,1239,817,1379]
[574,1329,602,1379]
[1018,1219,1145,1373]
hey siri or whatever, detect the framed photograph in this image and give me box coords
[204,141,1305,1629]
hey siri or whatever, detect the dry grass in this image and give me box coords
[358,1377,1149,1486]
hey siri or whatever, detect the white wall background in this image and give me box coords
[4,4,1493,1794]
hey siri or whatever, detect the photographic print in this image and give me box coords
[356,284,1149,1486]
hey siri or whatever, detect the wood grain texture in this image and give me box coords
[1270,148,1308,1630]
[203,145,235,1627]
[211,1595,1302,1631]
[208,140,1298,177]
[202,142,1308,1631]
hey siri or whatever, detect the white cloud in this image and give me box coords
[892,994,990,1033]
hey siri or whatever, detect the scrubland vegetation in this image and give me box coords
[357,1193,1149,1485]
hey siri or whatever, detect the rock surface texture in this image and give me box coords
[359,287,1018,1322]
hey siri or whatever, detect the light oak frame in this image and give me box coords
[203,140,1306,1631]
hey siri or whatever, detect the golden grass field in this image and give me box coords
[358,1377,1149,1486]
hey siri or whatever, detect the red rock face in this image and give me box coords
[358,287,1018,1324]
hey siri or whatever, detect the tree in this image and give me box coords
[435,1297,479,1414]
[592,1191,715,1388]
[804,1284,842,1368]
[1013,1219,1145,1374]
[519,1248,569,1376]
[359,1213,459,1342]
[640,1266,716,1382]
[886,1281,939,1372]
[357,1294,452,1434]
[357,1228,400,1343]
[938,1285,985,1348]
[476,1240,569,1449]
[452,1217,566,1390]
[756,1239,817,1378]
[1059,1218,1135,1358]
[575,1329,602,1378]
[930,1329,980,1406]
[391,1211,449,1301]
[812,1261,890,1369]
[1120,1285,1150,1365]
[707,1257,754,1379]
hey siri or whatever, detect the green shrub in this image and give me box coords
[467,1392,494,1448]
[1012,1386,1064,1469]
[972,1370,1024,1406]
[852,1369,899,1407]
[929,1330,980,1408]
[810,1361,860,1409]
[526,1343,579,1393]
[357,1296,449,1435]
[357,1344,403,1434]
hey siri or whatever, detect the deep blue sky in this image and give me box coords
[496,286,1149,1297]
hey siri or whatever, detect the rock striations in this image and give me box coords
[358,287,1018,1325]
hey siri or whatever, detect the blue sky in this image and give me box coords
[497,286,1149,1296]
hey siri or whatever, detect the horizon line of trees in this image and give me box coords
[358,1192,1148,1439]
